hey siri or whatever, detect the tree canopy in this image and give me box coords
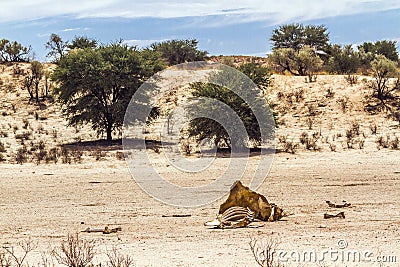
[187,65,274,149]
[52,43,165,141]
[45,34,68,62]
[237,62,272,91]
[28,61,43,103]
[0,39,32,62]
[369,55,399,100]
[269,46,323,78]
[150,39,208,65]
[271,23,329,52]
[269,24,328,78]
[327,45,361,74]
[358,40,399,62]
[68,36,98,50]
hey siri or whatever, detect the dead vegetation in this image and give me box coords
[1,239,36,267]
[1,234,135,267]
[51,233,95,267]
[344,74,358,86]
[299,131,320,151]
[278,135,299,154]
[105,247,134,267]
[376,134,400,150]
[249,236,282,267]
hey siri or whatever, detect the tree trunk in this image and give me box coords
[298,67,306,76]
[106,124,113,141]
[35,83,39,103]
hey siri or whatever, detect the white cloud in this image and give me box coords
[1,0,400,26]
[244,51,272,57]
[61,28,81,32]
[37,33,51,38]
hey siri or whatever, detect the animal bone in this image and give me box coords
[219,181,287,221]
[82,227,104,233]
[162,214,191,218]
[82,226,122,234]
[324,212,345,219]
[103,226,122,234]
[205,206,255,229]
[326,200,351,208]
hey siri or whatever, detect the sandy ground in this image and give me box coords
[1,149,399,266]
[1,65,400,266]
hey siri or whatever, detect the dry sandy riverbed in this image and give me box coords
[1,149,399,266]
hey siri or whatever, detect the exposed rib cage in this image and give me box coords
[205,206,255,229]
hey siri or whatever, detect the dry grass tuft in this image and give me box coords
[51,233,95,267]
[249,236,282,267]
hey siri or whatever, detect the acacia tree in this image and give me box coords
[52,44,165,141]
[327,44,361,74]
[270,23,328,78]
[23,61,43,102]
[31,61,43,103]
[271,23,329,52]
[297,46,324,82]
[42,70,52,98]
[68,36,97,50]
[238,62,272,91]
[303,24,330,50]
[0,39,31,62]
[369,55,399,101]
[46,34,68,62]
[269,46,323,80]
[150,39,208,65]
[187,64,274,149]
[358,40,399,62]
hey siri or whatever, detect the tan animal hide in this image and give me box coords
[219,181,286,221]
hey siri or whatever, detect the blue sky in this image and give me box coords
[1,0,399,61]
